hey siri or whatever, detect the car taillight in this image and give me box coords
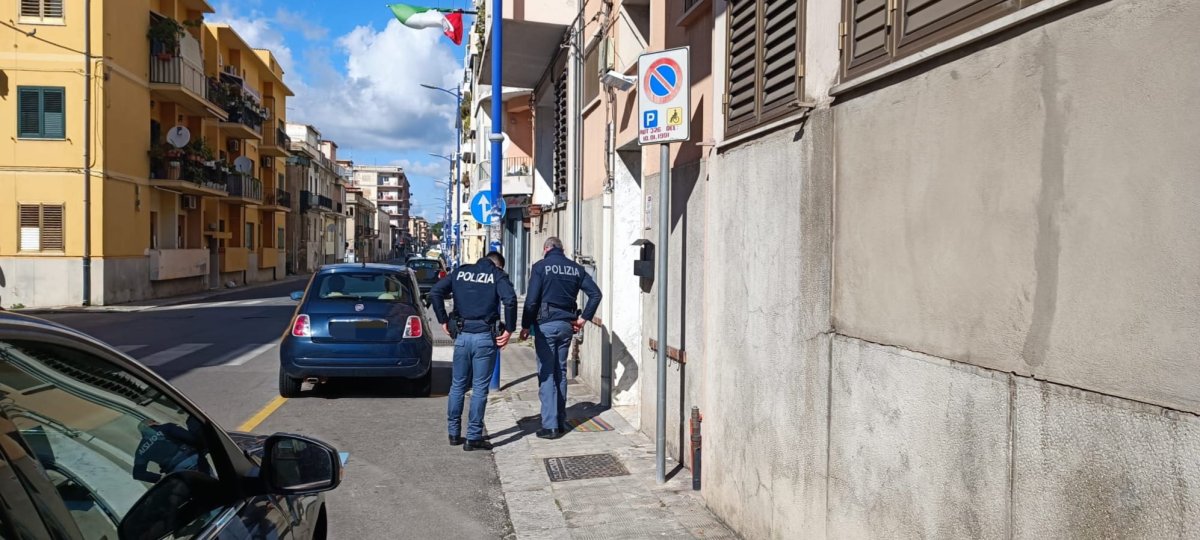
[438,270,447,279]
[291,314,311,337]
[404,316,423,338]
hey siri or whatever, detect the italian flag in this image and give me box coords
[389,4,464,45]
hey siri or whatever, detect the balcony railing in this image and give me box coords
[226,174,263,202]
[318,195,333,210]
[149,145,229,192]
[503,156,534,195]
[149,50,209,100]
[266,188,291,209]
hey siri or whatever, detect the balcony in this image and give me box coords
[318,195,333,211]
[260,99,290,156]
[502,156,534,195]
[265,188,292,211]
[148,248,208,281]
[223,174,263,205]
[149,144,229,197]
[300,190,320,212]
[148,32,226,119]
[212,74,266,140]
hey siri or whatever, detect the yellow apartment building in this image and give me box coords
[0,0,292,308]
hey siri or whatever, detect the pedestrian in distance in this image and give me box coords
[520,237,602,439]
[429,251,517,451]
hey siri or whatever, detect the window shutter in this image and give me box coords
[41,205,64,251]
[725,0,759,134]
[894,0,1009,56]
[20,0,41,17]
[42,88,65,138]
[759,0,802,122]
[18,88,41,138]
[43,0,63,19]
[19,204,40,251]
[844,0,891,78]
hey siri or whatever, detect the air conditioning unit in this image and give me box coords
[181,195,199,210]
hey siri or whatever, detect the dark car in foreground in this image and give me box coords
[280,263,434,397]
[0,312,341,540]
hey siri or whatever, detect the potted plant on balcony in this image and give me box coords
[148,17,185,60]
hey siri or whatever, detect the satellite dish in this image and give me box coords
[166,126,191,148]
[233,156,253,173]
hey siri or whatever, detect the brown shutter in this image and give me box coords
[759,0,802,123]
[894,0,1011,56]
[41,205,64,251]
[725,0,760,134]
[843,0,891,78]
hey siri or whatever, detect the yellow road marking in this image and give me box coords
[237,396,288,432]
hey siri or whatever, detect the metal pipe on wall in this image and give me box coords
[82,0,92,305]
[568,0,585,380]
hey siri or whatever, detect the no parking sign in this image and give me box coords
[638,47,690,145]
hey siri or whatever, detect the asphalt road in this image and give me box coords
[40,280,513,540]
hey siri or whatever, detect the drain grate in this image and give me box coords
[544,454,629,482]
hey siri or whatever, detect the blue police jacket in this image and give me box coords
[430,257,517,334]
[522,248,602,329]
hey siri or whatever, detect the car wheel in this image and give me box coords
[279,371,303,397]
[404,369,432,397]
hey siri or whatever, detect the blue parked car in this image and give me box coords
[280,263,434,397]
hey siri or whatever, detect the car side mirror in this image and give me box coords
[289,291,304,301]
[119,471,224,540]
[261,434,341,495]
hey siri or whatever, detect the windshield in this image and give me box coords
[313,272,415,303]
[408,260,441,270]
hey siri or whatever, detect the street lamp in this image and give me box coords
[420,83,464,269]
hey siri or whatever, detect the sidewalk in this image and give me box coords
[486,345,736,540]
[18,274,311,314]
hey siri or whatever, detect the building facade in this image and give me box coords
[285,123,346,273]
[472,0,1200,537]
[351,166,411,256]
[1,0,295,307]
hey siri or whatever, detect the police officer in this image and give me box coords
[430,251,517,451]
[519,237,602,439]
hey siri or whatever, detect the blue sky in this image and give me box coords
[209,0,477,221]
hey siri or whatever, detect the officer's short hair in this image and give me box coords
[485,251,505,269]
[544,237,564,251]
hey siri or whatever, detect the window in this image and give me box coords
[17,87,65,139]
[245,223,255,250]
[724,0,804,136]
[0,339,222,539]
[18,204,64,252]
[842,0,1023,79]
[19,0,63,23]
[314,272,415,303]
[277,227,285,249]
[583,45,600,106]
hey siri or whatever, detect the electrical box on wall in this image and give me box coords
[632,239,654,279]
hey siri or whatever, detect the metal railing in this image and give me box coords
[300,190,319,211]
[149,52,209,100]
[267,188,291,208]
[226,174,263,201]
[318,195,333,210]
[504,156,533,177]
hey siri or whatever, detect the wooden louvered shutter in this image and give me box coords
[725,0,758,135]
[844,0,891,78]
[552,74,568,203]
[43,0,63,19]
[18,88,41,138]
[20,0,62,20]
[895,0,1010,57]
[759,0,802,124]
[20,0,42,17]
[41,88,65,138]
[19,205,40,251]
[41,205,64,251]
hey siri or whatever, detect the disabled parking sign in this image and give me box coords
[638,47,690,145]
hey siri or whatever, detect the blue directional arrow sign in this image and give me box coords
[470,190,506,225]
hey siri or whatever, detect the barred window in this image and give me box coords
[18,204,64,252]
[724,0,805,137]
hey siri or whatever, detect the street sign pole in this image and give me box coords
[490,0,504,391]
[637,46,690,486]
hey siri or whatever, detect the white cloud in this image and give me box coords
[391,159,453,180]
[274,8,329,41]
[207,7,296,76]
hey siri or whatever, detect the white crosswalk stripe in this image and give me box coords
[137,343,211,366]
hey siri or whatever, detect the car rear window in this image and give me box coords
[312,272,415,303]
[408,260,441,270]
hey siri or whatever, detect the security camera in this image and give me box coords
[600,71,637,92]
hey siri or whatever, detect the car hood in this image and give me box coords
[228,431,268,459]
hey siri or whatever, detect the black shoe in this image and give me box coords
[449,435,465,446]
[464,439,493,451]
[536,429,564,440]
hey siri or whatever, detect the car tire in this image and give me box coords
[404,369,432,397]
[279,371,303,397]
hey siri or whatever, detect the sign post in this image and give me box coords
[638,47,690,485]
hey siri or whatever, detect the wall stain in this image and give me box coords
[1021,31,1069,370]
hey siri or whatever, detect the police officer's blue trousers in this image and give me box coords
[535,320,574,430]
[448,331,497,441]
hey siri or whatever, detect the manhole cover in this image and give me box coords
[544,454,629,482]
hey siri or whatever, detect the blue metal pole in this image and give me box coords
[489,0,504,391]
